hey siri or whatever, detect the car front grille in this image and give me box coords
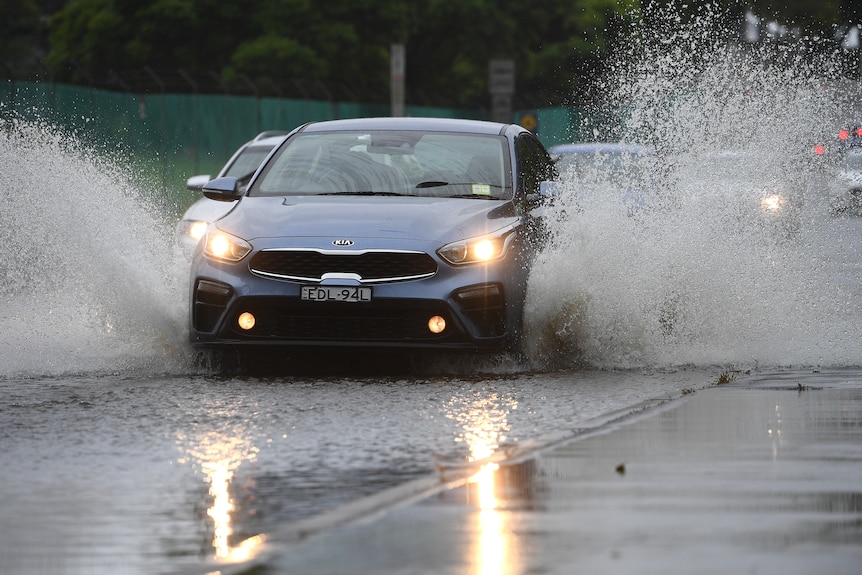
[249,249,438,283]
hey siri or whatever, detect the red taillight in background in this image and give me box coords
[814,144,825,155]
[839,129,850,141]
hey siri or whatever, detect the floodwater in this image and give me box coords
[0,369,717,573]
[2,5,862,573]
[262,370,862,575]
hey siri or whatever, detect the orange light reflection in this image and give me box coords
[178,431,260,560]
[472,462,508,575]
[447,392,518,575]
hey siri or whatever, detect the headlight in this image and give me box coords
[204,230,252,262]
[760,193,786,213]
[180,220,209,242]
[438,227,514,265]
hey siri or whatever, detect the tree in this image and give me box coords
[43,0,639,107]
[396,0,639,107]
[1,0,42,75]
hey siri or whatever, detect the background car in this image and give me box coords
[826,139,862,216]
[176,130,288,249]
[548,142,659,215]
[673,149,804,237]
[189,117,558,357]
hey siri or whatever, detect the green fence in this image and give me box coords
[1,80,581,213]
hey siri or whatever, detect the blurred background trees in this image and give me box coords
[2,0,859,109]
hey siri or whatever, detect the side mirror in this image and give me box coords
[186,174,212,191]
[202,177,243,202]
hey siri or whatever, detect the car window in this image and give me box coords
[223,146,274,178]
[516,134,556,195]
[251,131,513,199]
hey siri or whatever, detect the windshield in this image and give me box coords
[250,130,512,199]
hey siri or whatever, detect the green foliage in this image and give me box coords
[226,34,326,81]
[38,0,849,107]
[42,0,640,106]
[1,0,41,77]
[0,0,39,34]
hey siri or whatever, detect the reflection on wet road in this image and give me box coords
[177,429,259,559]
[0,368,710,573]
[262,369,862,575]
[457,391,514,575]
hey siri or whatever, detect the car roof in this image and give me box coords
[549,142,652,156]
[245,134,288,148]
[299,117,513,136]
[253,130,290,140]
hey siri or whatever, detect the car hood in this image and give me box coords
[216,196,519,245]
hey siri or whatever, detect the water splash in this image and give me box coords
[524,3,862,370]
[4,5,861,376]
[0,118,193,376]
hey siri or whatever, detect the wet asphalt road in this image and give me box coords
[255,369,862,575]
[0,364,719,574]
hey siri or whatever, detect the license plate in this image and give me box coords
[301,286,372,303]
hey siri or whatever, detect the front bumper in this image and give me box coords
[189,249,528,351]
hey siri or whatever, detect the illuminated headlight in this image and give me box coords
[438,228,514,265]
[204,230,252,262]
[180,220,209,242]
[760,194,786,213]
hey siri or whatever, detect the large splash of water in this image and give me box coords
[523,4,862,370]
[2,5,860,377]
[0,119,192,376]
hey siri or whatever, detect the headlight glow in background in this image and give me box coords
[188,220,208,241]
[760,194,785,213]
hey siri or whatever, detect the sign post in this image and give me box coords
[391,44,406,117]
[489,59,515,123]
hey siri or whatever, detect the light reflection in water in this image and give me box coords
[767,403,783,462]
[177,431,260,559]
[473,461,507,575]
[447,392,519,574]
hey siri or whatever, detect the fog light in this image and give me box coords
[237,312,256,331]
[428,315,446,334]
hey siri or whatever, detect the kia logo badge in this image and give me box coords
[332,239,354,247]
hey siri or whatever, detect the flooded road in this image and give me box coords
[261,369,862,575]
[2,6,862,573]
[0,368,719,573]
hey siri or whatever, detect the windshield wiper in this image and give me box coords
[319,191,407,196]
[445,193,501,200]
[416,180,503,189]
